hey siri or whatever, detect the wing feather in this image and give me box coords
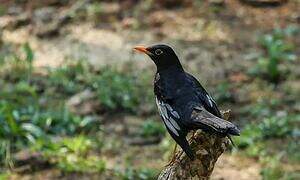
[169,116,180,130]
[186,73,222,118]
[155,97,182,136]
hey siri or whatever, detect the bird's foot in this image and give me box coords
[190,131,197,141]
[165,153,182,166]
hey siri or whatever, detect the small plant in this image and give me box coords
[234,123,262,149]
[90,67,153,113]
[235,114,299,149]
[0,140,13,168]
[287,141,300,163]
[259,155,299,180]
[258,116,293,139]
[213,81,234,103]
[0,44,153,170]
[241,98,281,118]
[33,136,106,173]
[46,60,91,95]
[250,26,298,83]
[139,119,165,138]
[0,45,34,82]
[0,56,100,167]
[22,43,34,81]
[260,155,284,180]
[118,167,158,180]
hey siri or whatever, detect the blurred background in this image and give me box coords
[0,0,299,179]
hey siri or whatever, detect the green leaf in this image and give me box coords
[21,123,44,137]
[22,42,34,63]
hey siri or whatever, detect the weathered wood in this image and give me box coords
[158,110,231,180]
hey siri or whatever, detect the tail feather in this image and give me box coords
[177,138,195,160]
[183,144,195,160]
[195,118,239,146]
[195,117,240,136]
[191,106,240,137]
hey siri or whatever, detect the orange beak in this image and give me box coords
[133,46,152,55]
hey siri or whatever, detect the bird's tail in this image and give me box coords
[195,118,240,147]
[183,143,195,160]
[193,116,240,137]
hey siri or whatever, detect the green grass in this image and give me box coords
[0,43,154,170]
[260,155,300,180]
[249,26,299,83]
[213,81,235,103]
[235,114,299,151]
[0,172,10,180]
[90,67,153,113]
[46,60,91,95]
[117,167,158,180]
[32,135,105,173]
[0,33,299,178]
[139,119,165,138]
[234,111,300,179]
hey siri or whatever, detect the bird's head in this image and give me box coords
[133,44,183,71]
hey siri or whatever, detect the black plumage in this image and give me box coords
[134,44,240,160]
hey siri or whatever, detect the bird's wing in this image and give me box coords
[155,97,182,136]
[190,106,240,136]
[155,96,195,160]
[186,73,222,118]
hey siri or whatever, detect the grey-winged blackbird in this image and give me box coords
[134,44,240,160]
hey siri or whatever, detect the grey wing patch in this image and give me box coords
[160,104,169,119]
[155,97,181,136]
[206,94,215,107]
[169,116,180,130]
[165,103,180,119]
[163,118,179,136]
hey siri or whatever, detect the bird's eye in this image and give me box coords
[155,49,163,55]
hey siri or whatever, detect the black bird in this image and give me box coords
[134,44,240,160]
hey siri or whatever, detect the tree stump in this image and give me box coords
[158,110,232,180]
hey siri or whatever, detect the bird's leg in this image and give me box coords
[190,131,196,141]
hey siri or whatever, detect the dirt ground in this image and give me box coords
[1,0,299,179]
